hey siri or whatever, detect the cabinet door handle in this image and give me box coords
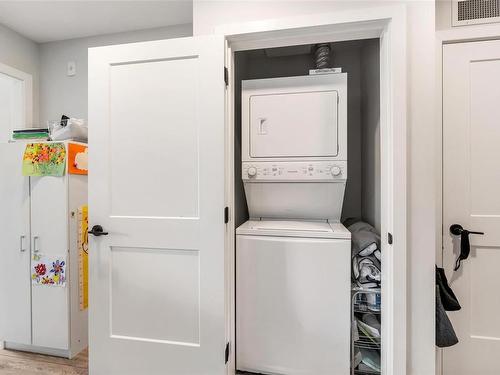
[33,236,40,253]
[20,235,26,252]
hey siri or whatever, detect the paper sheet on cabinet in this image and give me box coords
[68,143,88,175]
[31,254,67,287]
[22,142,66,176]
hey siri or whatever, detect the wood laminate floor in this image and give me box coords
[0,348,88,375]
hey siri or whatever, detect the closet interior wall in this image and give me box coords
[233,39,381,231]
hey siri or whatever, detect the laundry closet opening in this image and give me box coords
[231,38,382,375]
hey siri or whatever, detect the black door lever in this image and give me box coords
[450,224,484,271]
[88,225,109,236]
[450,224,483,236]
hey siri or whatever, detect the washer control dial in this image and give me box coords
[331,166,342,177]
[248,167,257,177]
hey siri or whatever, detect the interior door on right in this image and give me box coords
[443,40,500,375]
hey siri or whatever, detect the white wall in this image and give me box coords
[361,39,381,234]
[0,23,39,125]
[436,0,453,30]
[39,24,192,124]
[194,0,387,35]
[193,1,436,375]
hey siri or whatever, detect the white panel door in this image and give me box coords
[30,174,69,349]
[88,35,225,375]
[0,143,31,345]
[443,40,500,375]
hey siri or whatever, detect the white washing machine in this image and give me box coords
[236,73,350,374]
[236,220,351,375]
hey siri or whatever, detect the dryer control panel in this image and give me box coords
[242,161,347,181]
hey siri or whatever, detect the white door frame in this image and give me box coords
[0,62,33,130]
[436,24,500,375]
[218,5,408,375]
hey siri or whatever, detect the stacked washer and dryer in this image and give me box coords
[236,73,351,375]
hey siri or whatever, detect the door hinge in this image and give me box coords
[388,232,393,245]
[224,66,228,87]
[224,206,229,224]
[225,342,230,364]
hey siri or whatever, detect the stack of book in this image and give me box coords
[12,128,49,140]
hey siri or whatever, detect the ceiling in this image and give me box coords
[0,1,192,43]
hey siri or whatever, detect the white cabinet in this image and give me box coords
[0,142,31,345]
[0,141,87,358]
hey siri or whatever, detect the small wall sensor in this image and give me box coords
[67,61,76,77]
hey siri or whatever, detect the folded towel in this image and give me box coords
[359,348,381,372]
[348,221,381,257]
[347,221,382,288]
[353,257,380,288]
[348,220,381,288]
[357,319,380,342]
[362,313,381,332]
[353,348,362,368]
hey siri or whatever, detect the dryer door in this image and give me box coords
[249,90,338,158]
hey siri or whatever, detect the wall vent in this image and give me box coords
[453,0,500,26]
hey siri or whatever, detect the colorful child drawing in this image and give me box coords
[51,259,65,275]
[22,143,66,176]
[32,255,67,287]
[34,263,46,277]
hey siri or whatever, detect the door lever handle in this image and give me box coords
[88,225,108,237]
[450,224,484,271]
[450,224,484,236]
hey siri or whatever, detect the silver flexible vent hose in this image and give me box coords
[314,43,331,69]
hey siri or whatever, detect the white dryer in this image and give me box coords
[236,220,351,375]
[241,73,347,220]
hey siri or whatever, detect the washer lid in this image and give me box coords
[236,220,351,239]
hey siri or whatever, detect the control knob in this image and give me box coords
[248,167,257,177]
[331,166,342,177]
